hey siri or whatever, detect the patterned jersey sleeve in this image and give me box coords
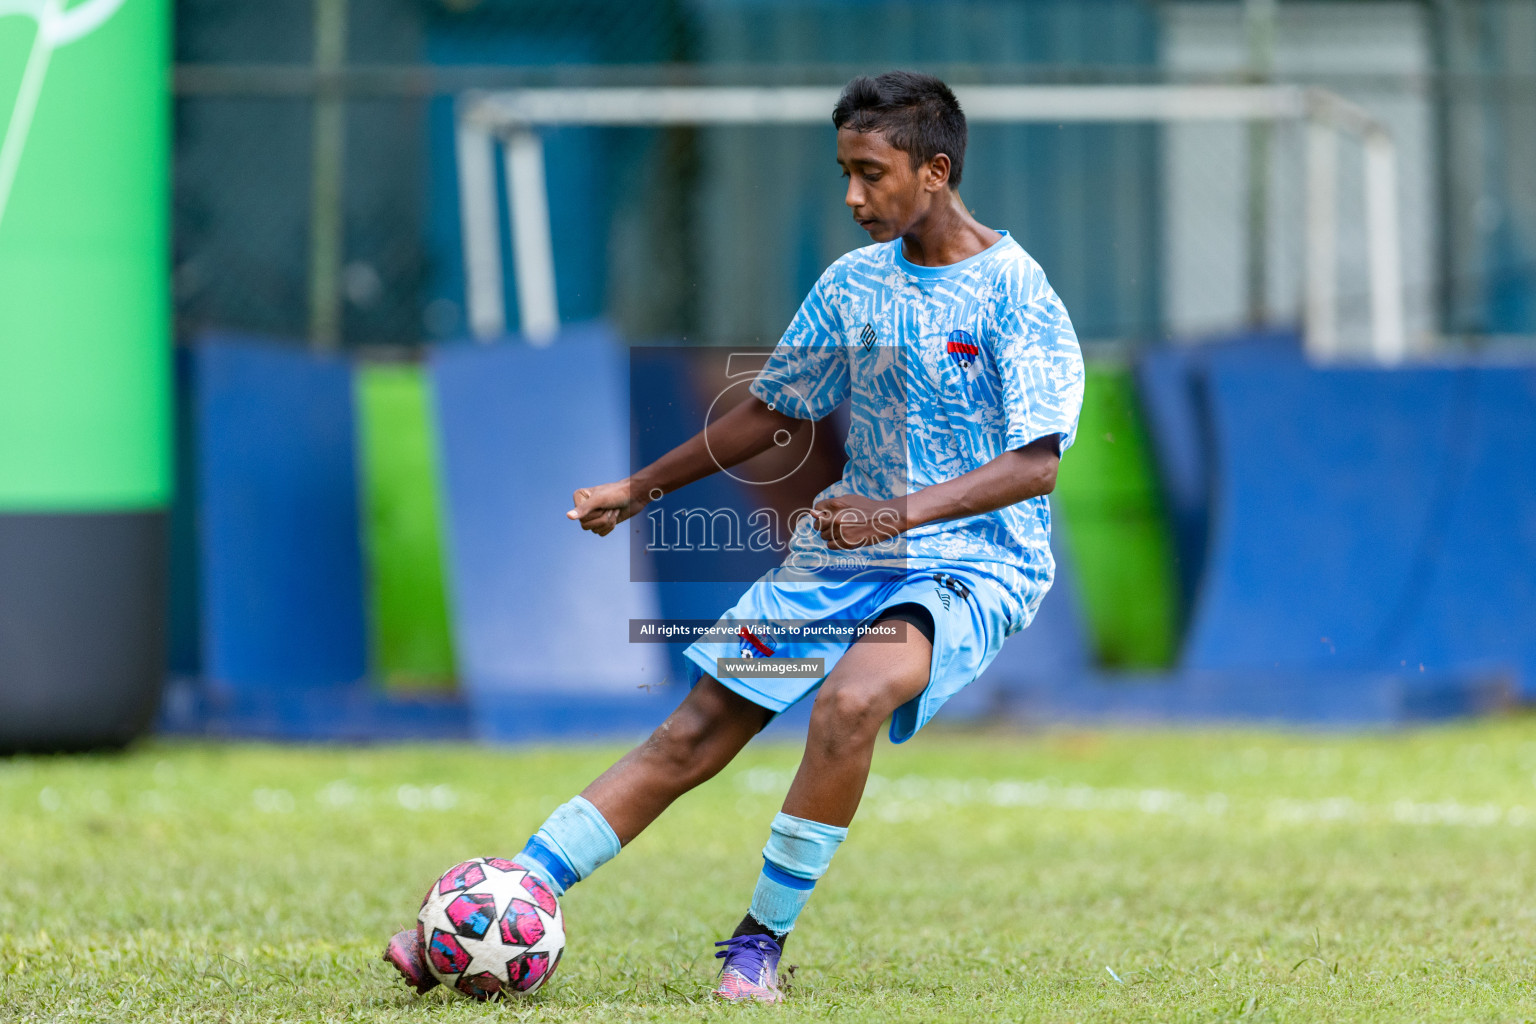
[749,265,850,421]
[993,259,1086,454]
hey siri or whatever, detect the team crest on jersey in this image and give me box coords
[737,625,774,659]
[946,330,983,384]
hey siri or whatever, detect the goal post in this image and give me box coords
[455,84,1405,364]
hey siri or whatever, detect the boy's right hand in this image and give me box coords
[568,480,647,537]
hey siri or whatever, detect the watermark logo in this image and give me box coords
[701,351,816,488]
[628,345,908,584]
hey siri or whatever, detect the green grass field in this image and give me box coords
[3,722,1535,1023]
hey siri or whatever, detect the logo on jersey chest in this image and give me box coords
[859,323,878,350]
[946,329,983,385]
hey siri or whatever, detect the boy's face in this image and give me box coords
[837,127,947,242]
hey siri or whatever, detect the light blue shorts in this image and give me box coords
[682,564,1016,743]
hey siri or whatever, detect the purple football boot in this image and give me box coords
[712,934,784,1004]
[383,927,440,995]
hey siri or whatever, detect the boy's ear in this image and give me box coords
[923,153,952,192]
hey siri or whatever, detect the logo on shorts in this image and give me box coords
[737,625,774,659]
[946,330,982,384]
[860,323,878,351]
[932,573,971,610]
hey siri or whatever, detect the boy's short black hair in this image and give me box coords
[832,71,968,187]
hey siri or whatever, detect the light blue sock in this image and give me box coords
[515,795,621,896]
[747,812,848,937]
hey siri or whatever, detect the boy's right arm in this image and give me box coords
[567,395,804,537]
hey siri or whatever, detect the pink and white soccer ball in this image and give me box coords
[417,857,566,999]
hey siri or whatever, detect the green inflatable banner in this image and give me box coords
[0,0,169,510]
[0,0,170,751]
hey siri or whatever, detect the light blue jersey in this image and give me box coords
[749,231,1085,634]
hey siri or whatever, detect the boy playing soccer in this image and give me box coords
[386,70,1084,1003]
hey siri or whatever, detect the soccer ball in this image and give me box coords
[416,857,566,999]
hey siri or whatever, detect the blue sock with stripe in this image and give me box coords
[515,795,621,896]
[747,812,848,937]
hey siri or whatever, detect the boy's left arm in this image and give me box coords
[811,436,1060,550]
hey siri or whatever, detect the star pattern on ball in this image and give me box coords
[449,861,564,986]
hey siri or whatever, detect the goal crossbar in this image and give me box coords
[455,84,1403,362]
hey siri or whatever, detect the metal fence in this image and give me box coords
[169,0,1536,353]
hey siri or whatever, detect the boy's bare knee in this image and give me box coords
[641,688,743,784]
[830,685,884,730]
[810,684,885,749]
[644,710,710,777]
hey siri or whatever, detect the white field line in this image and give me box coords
[734,768,1536,830]
[13,769,1533,830]
[26,778,463,815]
